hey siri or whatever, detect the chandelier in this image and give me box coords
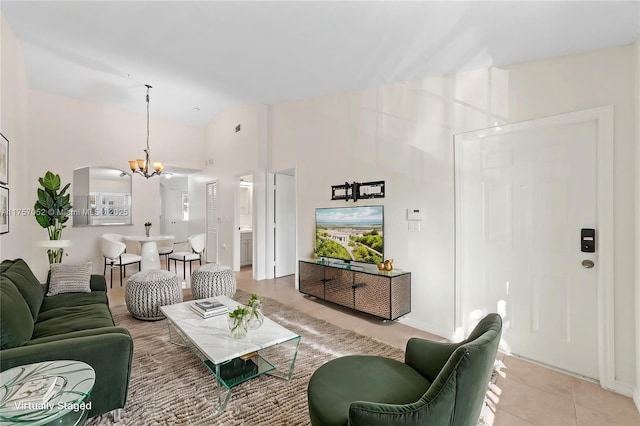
[128,84,163,178]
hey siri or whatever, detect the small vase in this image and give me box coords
[247,306,264,330]
[145,226,151,237]
[228,316,248,339]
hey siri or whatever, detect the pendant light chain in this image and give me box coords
[146,84,151,152]
[128,84,163,178]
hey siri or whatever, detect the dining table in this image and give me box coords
[124,235,175,271]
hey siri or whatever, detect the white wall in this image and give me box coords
[203,103,268,278]
[0,15,30,261]
[267,44,636,387]
[270,74,507,340]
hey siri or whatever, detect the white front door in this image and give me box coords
[455,108,613,381]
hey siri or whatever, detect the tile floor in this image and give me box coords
[107,264,640,426]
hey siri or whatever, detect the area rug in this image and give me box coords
[86,290,404,425]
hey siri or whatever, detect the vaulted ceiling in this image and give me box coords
[2,1,638,127]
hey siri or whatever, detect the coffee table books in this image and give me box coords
[189,300,228,318]
[0,360,95,425]
[194,299,225,311]
[5,376,58,405]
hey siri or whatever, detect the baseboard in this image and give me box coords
[398,317,455,341]
[613,380,635,398]
[634,388,640,413]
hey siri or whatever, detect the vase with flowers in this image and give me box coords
[246,293,265,330]
[228,306,250,339]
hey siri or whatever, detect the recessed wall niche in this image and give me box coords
[73,166,132,226]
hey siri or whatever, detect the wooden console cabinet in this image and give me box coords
[298,259,411,320]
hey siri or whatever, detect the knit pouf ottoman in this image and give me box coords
[191,264,236,299]
[126,270,182,320]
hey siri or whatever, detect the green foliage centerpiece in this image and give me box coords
[227,293,265,338]
[246,293,265,329]
[228,306,250,339]
[34,171,72,264]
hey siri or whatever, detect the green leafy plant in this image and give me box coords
[228,306,250,338]
[144,221,152,227]
[228,306,249,322]
[246,293,263,309]
[246,293,265,329]
[34,171,72,264]
[246,293,263,318]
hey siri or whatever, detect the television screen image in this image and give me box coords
[315,205,383,265]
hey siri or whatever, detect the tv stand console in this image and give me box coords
[298,259,411,320]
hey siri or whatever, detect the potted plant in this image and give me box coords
[34,171,72,264]
[228,306,250,339]
[246,293,264,329]
[144,221,152,237]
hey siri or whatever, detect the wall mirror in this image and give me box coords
[73,166,132,226]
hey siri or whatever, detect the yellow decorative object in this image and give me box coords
[377,262,385,271]
[383,259,394,271]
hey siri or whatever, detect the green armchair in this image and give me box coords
[307,313,502,426]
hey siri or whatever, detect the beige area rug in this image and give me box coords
[86,290,404,425]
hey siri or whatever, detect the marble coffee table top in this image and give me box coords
[160,295,300,365]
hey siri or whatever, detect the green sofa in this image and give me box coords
[0,258,133,419]
[307,313,502,426]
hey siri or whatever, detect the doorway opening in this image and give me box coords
[237,174,253,274]
[268,169,296,280]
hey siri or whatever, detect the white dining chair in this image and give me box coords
[99,235,142,287]
[168,233,205,278]
[101,233,124,243]
[157,238,175,269]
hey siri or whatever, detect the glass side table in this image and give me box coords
[0,360,95,426]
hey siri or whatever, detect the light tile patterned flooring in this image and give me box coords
[107,264,640,426]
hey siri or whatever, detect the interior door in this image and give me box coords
[274,173,296,277]
[161,188,184,239]
[455,117,599,380]
[206,181,218,263]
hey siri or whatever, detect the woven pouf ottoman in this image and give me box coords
[191,264,236,299]
[126,270,182,320]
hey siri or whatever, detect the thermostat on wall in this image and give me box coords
[407,208,424,221]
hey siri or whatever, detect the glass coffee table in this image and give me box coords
[0,360,95,425]
[160,295,301,413]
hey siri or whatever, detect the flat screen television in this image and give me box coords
[315,205,384,265]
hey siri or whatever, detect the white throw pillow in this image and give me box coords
[47,262,92,296]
